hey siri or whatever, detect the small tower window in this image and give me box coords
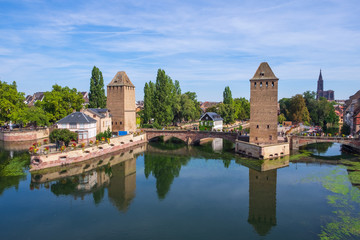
[269,135,272,140]
[266,82,268,87]
[267,125,270,129]
[272,82,274,87]
[256,125,259,129]
[120,122,122,125]
[255,137,258,141]
[254,82,257,87]
[260,82,262,87]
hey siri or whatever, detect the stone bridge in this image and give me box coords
[289,135,360,151]
[144,130,248,145]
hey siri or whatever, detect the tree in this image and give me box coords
[49,129,78,146]
[154,69,174,126]
[143,82,152,124]
[12,106,50,127]
[36,84,84,123]
[89,66,106,108]
[234,97,250,120]
[341,123,351,135]
[288,94,310,124]
[172,80,182,124]
[0,80,26,124]
[223,86,233,105]
[278,113,286,124]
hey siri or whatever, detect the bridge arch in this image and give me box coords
[289,136,359,151]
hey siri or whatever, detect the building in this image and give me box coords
[199,101,220,113]
[199,112,223,131]
[83,108,112,135]
[344,90,360,136]
[57,112,97,143]
[24,92,44,106]
[249,62,278,144]
[316,70,334,101]
[107,71,136,134]
[81,92,89,106]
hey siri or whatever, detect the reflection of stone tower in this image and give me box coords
[250,62,278,144]
[108,158,136,212]
[107,71,136,133]
[248,169,277,236]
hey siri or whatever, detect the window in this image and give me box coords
[267,125,270,129]
[120,122,122,125]
[255,137,258,141]
[115,122,117,125]
[70,123,77,129]
[266,82,268,87]
[269,135,273,140]
[79,123,84,129]
[260,82,262,87]
[256,125,259,129]
[260,72,265,76]
[272,82,274,87]
[254,82,257,87]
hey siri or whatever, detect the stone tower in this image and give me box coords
[250,62,278,144]
[316,70,324,100]
[107,71,136,133]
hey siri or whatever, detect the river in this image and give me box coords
[0,139,359,240]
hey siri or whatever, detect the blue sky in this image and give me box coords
[0,0,359,101]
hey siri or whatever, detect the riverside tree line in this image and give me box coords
[0,66,106,127]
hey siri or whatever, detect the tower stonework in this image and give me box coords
[250,62,278,144]
[107,71,136,133]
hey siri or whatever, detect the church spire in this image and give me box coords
[316,69,324,99]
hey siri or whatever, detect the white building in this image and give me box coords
[199,112,223,131]
[57,112,97,143]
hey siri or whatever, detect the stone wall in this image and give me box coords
[30,133,146,171]
[0,129,49,142]
[235,140,290,159]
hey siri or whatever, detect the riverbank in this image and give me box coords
[30,133,146,171]
[0,128,49,142]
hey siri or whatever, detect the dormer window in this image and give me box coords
[260,72,265,76]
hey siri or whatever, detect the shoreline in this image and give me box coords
[30,133,146,171]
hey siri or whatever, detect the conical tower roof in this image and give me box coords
[250,62,279,81]
[107,71,135,87]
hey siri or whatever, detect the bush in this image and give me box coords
[50,129,77,147]
[96,127,112,141]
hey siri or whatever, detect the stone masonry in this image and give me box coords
[249,62,278,144]
[107,71,136,133]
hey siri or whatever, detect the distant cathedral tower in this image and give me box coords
[249,62,278,144]
[316,70,334,101]
[316,70,324,99]
[107,71,136,133]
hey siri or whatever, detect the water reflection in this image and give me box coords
[248,169,277,236]
[0,147,29,195]
[144,153,190,199]
[302,142,348,157]
[31,144,144,212]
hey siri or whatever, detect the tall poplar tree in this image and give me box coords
[154,69,173,126]
[89,66,106,108]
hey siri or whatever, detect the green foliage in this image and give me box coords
[234,97,250,120]
[11,106,50,127]
[36,84,84,123]
[144,152,190,199]
[289,94,310,124]
[51,177,79,196]
[281,91,339,128]
[341,123,351,135]
[278,113,286,124]
[89,66,106,108]
[223,86,233,105]
[96,127,112,141]
[0,80,26,123]
[324,127,340,135]
[141,69,201,127]
[49,129,78,146]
